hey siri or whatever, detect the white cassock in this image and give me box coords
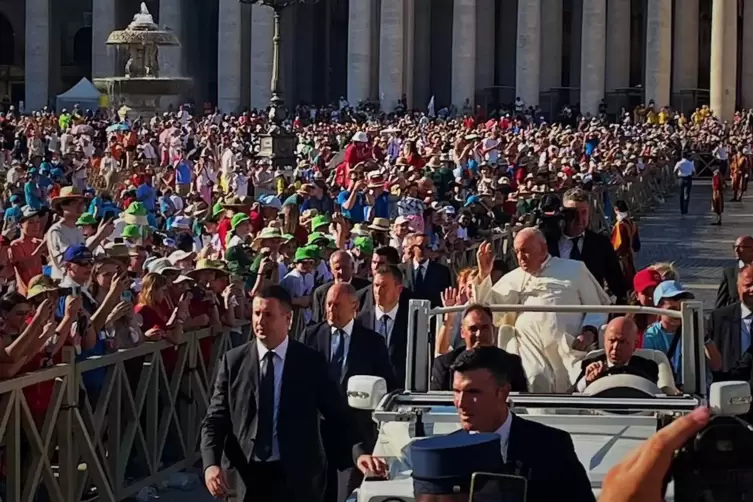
[476,256,611,393]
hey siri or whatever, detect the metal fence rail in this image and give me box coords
[0,324,252,502]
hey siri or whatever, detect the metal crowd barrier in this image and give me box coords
[0,323,251,502]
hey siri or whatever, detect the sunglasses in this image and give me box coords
[71,260,94,267]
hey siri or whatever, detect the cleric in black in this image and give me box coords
[303,283,398,502]
[431,304,528,392]
[544,187,627,302]
[200,285,355,502]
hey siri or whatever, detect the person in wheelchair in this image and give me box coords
[572,316,677,394]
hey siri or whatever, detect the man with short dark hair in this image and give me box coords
[430,304,527,392]
[450,347,595,502]
[201,284,356,502]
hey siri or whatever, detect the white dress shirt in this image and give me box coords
[558,233,584,260]
[330,319,354,369]
[374,303,400,345]
[742,304,753,355]
[255,336,289,462]
[472,412,513,462]
[674,158,695,178]
[413,260,428,282]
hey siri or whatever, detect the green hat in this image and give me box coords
[76,213,97,226]
[231,213,251,230]
[225,246,255,276]
[294,245,320,263]
[122,224,150,239]
[124,202,149,225]
[212,201,224,218]
[354,236,374,255]
[306,232,328,246]
[281,233,296,243]
[252,227,284,251]
[311,215,331,231]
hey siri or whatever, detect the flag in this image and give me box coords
[427,96,435,118]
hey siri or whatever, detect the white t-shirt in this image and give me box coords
[46,221,85,279]
[233,174,249,197]
[482,137,501,164]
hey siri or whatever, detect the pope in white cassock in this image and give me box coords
[475,227,612,392]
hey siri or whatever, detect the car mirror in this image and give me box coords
[710,381,752,416]
[347,375,387,410]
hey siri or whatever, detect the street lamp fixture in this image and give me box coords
[238,0,320,168]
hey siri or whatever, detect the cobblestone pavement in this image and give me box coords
[145,180,743,501]
[635,179,746,309]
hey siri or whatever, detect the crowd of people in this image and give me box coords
[0,99,751,501]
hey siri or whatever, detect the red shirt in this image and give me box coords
[135,300,179,373]
[9,235,43,296]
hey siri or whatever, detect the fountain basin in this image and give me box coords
[93,76,192,118]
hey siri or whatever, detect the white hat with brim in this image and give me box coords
[352,131,369,143]
[174,275,195,284]
[168,249,196,265]
[147,258,181,275]
[368,217,391,232]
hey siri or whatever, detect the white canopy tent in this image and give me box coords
[56,78,102,111]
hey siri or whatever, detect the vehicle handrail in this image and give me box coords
[429,304,683,319]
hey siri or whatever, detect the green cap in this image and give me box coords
[122,224,150,239]
[294,245,320,263]
[354,236,374,255]
[225,245,255,276]
[212,201,224,218]
[281,233,296,242]
[306,232,328,246]
[124,202,149,225]
[76,213,97,226]
[231,213,250,230]
[311,214,331,231]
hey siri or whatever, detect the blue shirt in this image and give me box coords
[643,323,682,383]
[136,184,156,211]
[301,195,333,215]
[175,161,192,185]
[56,292,107,393]
[336,190,365,223]
[4,205,22,226]
[371,192,390,219]
[24,181,44,210]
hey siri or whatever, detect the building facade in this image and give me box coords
[0,0,750,119]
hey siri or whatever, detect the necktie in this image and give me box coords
[255,351,275,461]
[569,236,582,260]
[330,329,346,382]
[415,264,425,291]
[380,314,391,345]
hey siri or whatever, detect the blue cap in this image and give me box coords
[410,431,504,495]
[62,244,94,264]
[9,194,21,204]
[653,280,691,306]
[464,195,481,207]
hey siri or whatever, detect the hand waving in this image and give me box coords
[476,241,494,280]
[440,287,459,308]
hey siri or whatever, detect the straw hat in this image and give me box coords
[186,259,228,278]
[51,186,87,210]
[252,227,284,251]
[368,217,391,232]
[26,275,58,300]
[222,195,253,210]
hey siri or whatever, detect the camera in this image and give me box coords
[533,194,578,242]
[670,382,753,501]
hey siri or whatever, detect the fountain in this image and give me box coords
[93,3,192,117]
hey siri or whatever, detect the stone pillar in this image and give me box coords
[475,0,496,91]
[710,0,737,120]
[379,0,404,111]
[605,0,631,92]
[159,0,184,78]
[570,0,583,88]
[452,0,476,109]
[540,0,562,92]
[25,0,50,111]
[403,0,415,108]
[741,1,753,108]
[644,0,672,107]
[347,0,373,106]
[515,0,541,107]
[496,0,517,88]
[91,0,116,79]
[250,5,274,110]
[579,0,607,116]
[672,0,699,93]
[217,0,244,113]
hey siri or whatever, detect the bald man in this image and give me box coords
[716,235,753,308]
[303,283,397,502]
[573,317,659,391]
[311,251,372,324]
[475,227,611,392]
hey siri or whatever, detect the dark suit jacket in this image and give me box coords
[401,261,453,308]
[430,346,529,392]
[200,338,355,502]
[709,302,746,373]
[310,277,372,324]
[356,287,413,387]
[303,320,398,468]
[506,414,595,502]
[572,353,660,388]
[547,229,627,302]
[715,265,740,309]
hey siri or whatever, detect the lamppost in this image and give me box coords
[238,0,319,168]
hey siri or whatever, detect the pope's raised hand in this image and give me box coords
[476,241,494,280]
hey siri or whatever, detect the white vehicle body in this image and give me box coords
[348,300,715,502]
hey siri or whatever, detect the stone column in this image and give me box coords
[403,0,415,108]
[496,0,517,88]
[540,0,563,92]
[379,0,404,111]
[741,1,753,108]
[217,0,244,113]
[250,5,274,110]
[452,0,476,109]
[605,0,631,92]
[710,0,737,120]
[475,0,496,91]
[672,0,699,93]
[644,0,672,107]
[515,0,541,107]
[347,0,373,106]
[159,0,184,78]
[25,0,50,111]
[580,0,607,116]
[570,0,583,88]
[91,0,116,79]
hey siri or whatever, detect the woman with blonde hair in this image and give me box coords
[649,262,680,281]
